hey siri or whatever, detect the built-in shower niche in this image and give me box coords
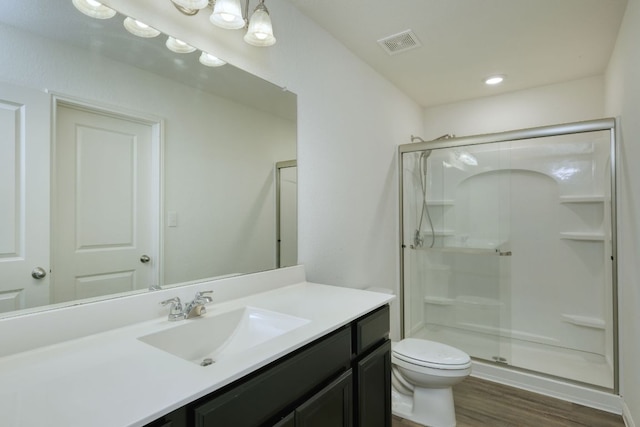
[402,127,615,389]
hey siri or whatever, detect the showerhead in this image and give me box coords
[420,149,432,159]
[419,150,431,176]
[410,133,456,143]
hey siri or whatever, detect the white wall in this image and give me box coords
[605,0,640,423]
[0,23,295,289]
[422,76,605,138]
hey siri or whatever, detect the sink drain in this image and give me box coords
[200,358,214,367]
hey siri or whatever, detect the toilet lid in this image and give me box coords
[393,338,471,369]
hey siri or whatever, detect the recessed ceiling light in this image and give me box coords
[484,75,506,85]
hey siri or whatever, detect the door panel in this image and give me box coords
[54,104,157,303]
[0,82,50,313]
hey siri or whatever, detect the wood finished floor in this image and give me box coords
[392,377,625,427]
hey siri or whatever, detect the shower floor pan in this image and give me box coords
[415,325,613,389]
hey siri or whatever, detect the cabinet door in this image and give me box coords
[295,370,353,427]
[355,340,391,427]
[194,328,351,426]
[142,406,186,427]
[273,412,295,427]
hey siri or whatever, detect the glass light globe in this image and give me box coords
[172,0,209,10]
[199,52,227,67]
[210,0,245,30]
[166,37,197,54]
[123,17,160,38]
[244,3,275,47]
[72,0,116,19]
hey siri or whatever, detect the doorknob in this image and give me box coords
[31,267,47,279]
[140,254,151,263]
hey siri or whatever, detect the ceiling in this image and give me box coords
[286,0,628,108]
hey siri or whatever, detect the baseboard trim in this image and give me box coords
[623,401,636,427]
[471,360,623,415]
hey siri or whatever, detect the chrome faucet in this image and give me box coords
[160,291,213,321]
[160,297,185,321]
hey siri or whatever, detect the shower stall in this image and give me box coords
[399,119,618,393]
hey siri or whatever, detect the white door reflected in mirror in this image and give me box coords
[53,104,160,303]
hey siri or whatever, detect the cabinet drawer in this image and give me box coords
[353,305,389,355]
[194,327,351,427]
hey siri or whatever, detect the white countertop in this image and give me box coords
[0,282,394,427]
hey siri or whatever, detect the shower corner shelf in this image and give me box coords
[559,195,605,203]
[559,232,605,241]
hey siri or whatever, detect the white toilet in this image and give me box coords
[391,338,471,427]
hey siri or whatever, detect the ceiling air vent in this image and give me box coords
[377,30,421,55]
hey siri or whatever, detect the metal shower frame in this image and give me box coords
[397,117,619,393]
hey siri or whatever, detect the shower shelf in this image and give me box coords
[561,314,606,330]
[559,232,605,241]
[424,296,455,305]
[425,199,454,206]
[559,195,605,203]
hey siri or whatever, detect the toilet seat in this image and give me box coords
[393,338,471,370]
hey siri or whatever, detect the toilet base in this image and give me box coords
[392,386,457,427]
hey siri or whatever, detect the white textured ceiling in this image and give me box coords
[286,0,628,107]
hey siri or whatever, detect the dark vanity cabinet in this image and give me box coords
[145,305,390,427]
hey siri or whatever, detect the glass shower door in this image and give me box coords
[401,145,512,364]
[400,124,615,390]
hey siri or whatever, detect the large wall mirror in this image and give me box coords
[0,1,297,319]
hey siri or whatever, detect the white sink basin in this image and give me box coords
[138,306,310,366]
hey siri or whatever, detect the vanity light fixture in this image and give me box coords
[170,0,277,47]
[123,17,161,38]
[72,0,116,19]
[71,1,228,68]
[199,51,227,67]
[484,75,506,85]
[166,36,197,53]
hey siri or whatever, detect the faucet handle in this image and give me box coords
[195,290,214,303]
[160,297,184,321]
